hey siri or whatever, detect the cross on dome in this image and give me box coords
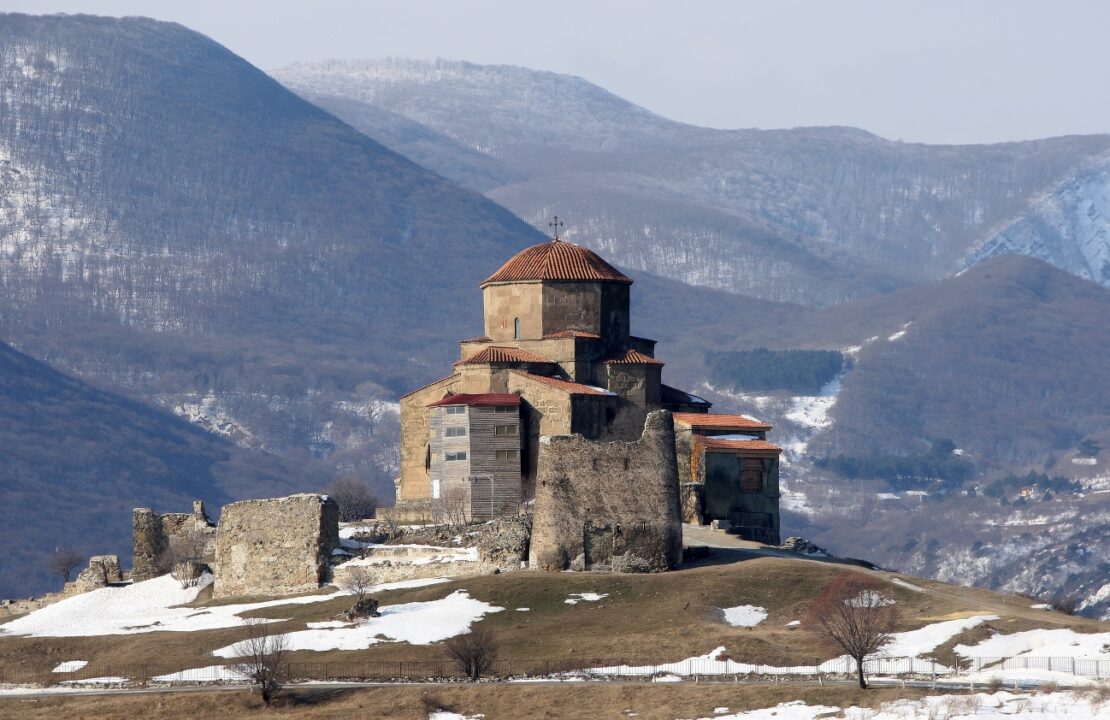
[548,215,564,241]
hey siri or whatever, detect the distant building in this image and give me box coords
[392,234,782,544]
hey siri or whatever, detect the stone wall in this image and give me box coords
[132,501,216,581]
[529,410,682,572]
[214,493,339,599]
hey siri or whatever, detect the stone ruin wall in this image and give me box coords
[0,554,125,617]
[132,501,216,582]
[213,493,339,599]
[529,410,683,573]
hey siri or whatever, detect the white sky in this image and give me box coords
[3,0,1107,144]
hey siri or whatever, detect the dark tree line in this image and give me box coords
[817,438,975,490]
[706,348,843,394]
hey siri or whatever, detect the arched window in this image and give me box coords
[513,317,521,339]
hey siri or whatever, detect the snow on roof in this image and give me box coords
[673,413,772,431]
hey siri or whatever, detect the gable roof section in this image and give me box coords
[661,384,712,407]
[482,239,632,286]
[543,329,602,340]
[673,412,771,432]
[457,346,553,365]
[427,393,521,407]
[603,348,664,365]
[399,373,460,400]
[695,435,783,455]
[509,371,612,396]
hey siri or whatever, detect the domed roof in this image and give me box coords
[481,239,632,286]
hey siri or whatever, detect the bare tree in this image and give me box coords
[433,485,471,529]
[231,620,289,706]
[157,531,207,588]
[1051,591,1082,616]
[327,476,379,522]
[807,574,900,688]
[47,548,85,585]
[446,627,498,681]
[340,565,375,603]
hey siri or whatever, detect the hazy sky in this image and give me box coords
[4,1,1107,144]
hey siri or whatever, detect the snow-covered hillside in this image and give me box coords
[969,160,1110,286]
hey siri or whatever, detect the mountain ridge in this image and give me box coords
[275,57,1110,305]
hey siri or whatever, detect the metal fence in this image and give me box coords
[1,656,1106,689]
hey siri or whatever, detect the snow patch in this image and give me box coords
[565,592,608,605]
[51,660,87,673]
[0,574,449,638]
[720,605,767,627]
[213,590,502,655]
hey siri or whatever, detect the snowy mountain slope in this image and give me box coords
[968,160,1110,284]
[274,58,1110,305]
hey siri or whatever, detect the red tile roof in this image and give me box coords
[544,329,602,340]
[673,412,772,431]
[457,346,553,365]
[482,240,632,286]
[510,371,612,396]
[695,435,783,454]
[399,373,460,400]
[604,348,664,365]
[427,393,522,407]
[459,335,492,343]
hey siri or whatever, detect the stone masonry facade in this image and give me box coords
[132,501,216,582]
[213,493,339,599]
[529,410,683,572]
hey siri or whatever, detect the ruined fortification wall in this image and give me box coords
[132,501,216,581]
[214,494,339,599]
[529,410,682,572]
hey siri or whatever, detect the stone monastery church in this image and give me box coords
[393,231,783,564]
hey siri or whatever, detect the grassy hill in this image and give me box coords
[1,553,1103,682]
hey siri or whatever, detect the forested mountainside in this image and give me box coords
[275,58,1110,305]
[0,14,548,485]
[0,339,319,599]
[671,257,1110,619]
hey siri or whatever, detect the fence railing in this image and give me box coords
[1,656,1106,688]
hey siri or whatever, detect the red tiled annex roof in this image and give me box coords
[482,240,632,286]
[672,412,772,431]
[510,371,611,396]
[399,373,460,400]
[459,335,492,344]
[543,329,602,340]
[427,393,521,408]
[695,435,783,454]
[457,346,553,365]
[604,348,664,365]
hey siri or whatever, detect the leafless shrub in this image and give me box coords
[47,548,85,584]
[328,476,379,522]
[433,485,471,529]
[806,573,900,689]
[340,565,374,603]
[1051,591,1082,616]
[445,627,498,681]
[157,531,207,588]
[231,620,289,706]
